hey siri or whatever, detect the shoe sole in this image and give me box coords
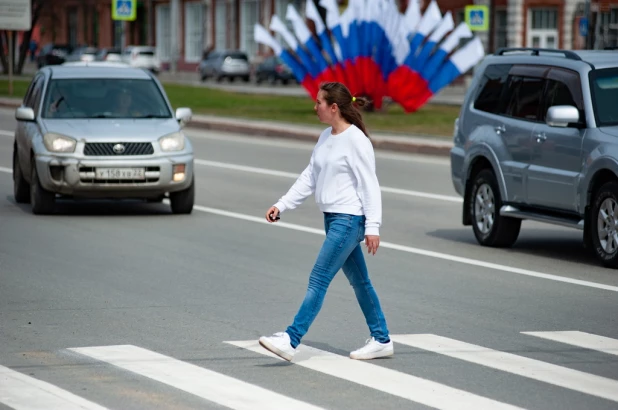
[259,337,293,362]
[349,349,394,360]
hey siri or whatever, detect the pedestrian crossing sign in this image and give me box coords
[465,5,489,31]
[112,0,136,21]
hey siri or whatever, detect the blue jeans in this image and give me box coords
[286,213,390,348]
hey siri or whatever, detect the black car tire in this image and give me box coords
[469,169,521,247]
[588,181,618,268]
[282,79,289,85]
[13,148,30,203]
[242,75,250,82]
[169,177,194,215]
[30,162,55,215]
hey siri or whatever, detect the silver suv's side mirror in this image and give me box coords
[546,105,579,128]
[175,107,192,128]
[15,107,35,122]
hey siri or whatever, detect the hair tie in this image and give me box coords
[352,97,356,103]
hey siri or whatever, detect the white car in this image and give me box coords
[122,46,161,74]
[13,65,194,215]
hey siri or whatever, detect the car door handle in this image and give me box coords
[495,125,506,135]
[535,133,547,143]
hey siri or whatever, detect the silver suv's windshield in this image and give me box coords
[42,78,172,119]
[590,68,618,127]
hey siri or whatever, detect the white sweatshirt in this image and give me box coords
[273,125,382,236]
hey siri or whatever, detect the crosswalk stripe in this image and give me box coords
[225,340,523,410]
[391,334,618,403]
[68,345,322,410]
[0,364,107,410]
[522,331,618,357]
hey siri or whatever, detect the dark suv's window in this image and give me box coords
[541,67,584,122]
[474,64,512,114]
[503,75,545,121]
[590,68,618,126]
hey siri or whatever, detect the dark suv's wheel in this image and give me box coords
[468,169,521,247]
[588,181,618,268]
[30,162,55,214]
[169,177,194,214]
[13,148,30,203]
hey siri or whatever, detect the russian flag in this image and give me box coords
[286,4,337,86]
[387,0,442,111]
[305,0,347,86]
[405,36,486,112]
[270,15,322,82]
[320,0,361,95]
[411,12,454,73]
[421,22,473,83]
[254,23,318,99]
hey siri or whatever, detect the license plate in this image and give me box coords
[95,168,145,180]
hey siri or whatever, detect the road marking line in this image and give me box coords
[226,340,522,410]
[179,203,618,293]
[391,334,618,403]
[0,130,13,137]
[68,345,322,410]
[194,159,462,203]
[0,364,108,410]
[522,331,618,357]
[0,167,614,293]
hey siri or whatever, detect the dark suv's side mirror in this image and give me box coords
[546,105,579,128]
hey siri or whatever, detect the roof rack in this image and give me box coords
[494,48,582,61]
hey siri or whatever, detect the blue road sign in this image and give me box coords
[112,0,136,21]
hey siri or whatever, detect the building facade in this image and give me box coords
[27,0,618,73]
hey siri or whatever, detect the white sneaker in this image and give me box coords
[350,337,394,360]
[259,332,296,361]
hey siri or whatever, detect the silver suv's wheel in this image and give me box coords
[589,181,618,268]
[468,169,521,247]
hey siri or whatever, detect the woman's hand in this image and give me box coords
[365,235,380,255]
[265,206,280,223]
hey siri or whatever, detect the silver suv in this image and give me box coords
[450,48,618,268]
[13,65,195,215]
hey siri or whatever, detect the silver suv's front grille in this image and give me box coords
[84,142,154,156]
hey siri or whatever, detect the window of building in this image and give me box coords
[215,0,227,50]
[67,8,78,47]
[156,4,171,62]
[241,0,259,58]
[495,9,507,50]
[185,2,203,62]
[528,8,558,48]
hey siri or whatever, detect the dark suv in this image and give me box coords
[450,48,618,268]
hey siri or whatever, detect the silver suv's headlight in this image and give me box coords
[158,132,185,152]
[43,133,77,153]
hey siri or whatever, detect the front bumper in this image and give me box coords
[34,153,194,199]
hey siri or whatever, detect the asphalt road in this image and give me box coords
[0,109,617,410]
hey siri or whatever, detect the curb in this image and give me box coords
[0,99,453,157]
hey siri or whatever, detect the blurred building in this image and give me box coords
[31,0,618,73]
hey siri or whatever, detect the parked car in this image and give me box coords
[198,50,250,82]
[122,46,161,73]
[36,44,73,68]
[451,47,618,268]
[12,65,195,215]
[95,47,123,62]
[255,56,296,85]
[65,46,98,63]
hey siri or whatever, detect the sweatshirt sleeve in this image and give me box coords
[273,152,316,213]
[350,135,382,236]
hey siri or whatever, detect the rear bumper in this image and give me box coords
[34,153,193,199]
